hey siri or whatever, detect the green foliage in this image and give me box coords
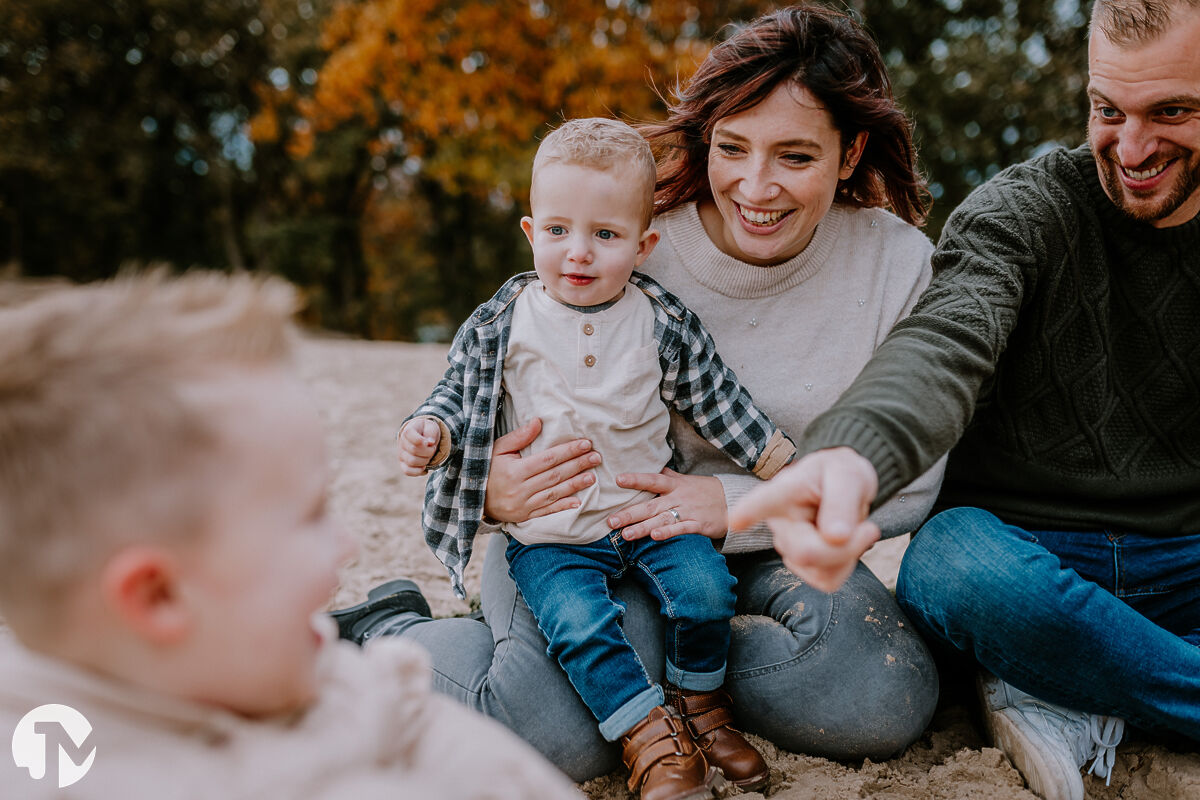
[0,0,272,277]
[852,0,1090,234]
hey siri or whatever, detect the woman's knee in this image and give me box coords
[729,622,937,760]
[727,562,938,759]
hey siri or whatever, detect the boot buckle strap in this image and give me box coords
[675,688,732,716]
[623,712,683,753]
[685,706,734,738]
[625,737,687,791]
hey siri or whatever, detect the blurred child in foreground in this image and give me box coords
[0,271,581,799]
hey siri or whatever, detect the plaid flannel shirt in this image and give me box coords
[407,271,796,597]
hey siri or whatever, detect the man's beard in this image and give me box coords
[1095,145,1200,223]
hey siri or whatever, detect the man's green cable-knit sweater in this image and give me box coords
[803,145,1200,535]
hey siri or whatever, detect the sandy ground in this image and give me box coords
[303,335,1199,800]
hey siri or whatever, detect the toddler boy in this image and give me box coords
[0,272,581,799]
[394,118,794,799]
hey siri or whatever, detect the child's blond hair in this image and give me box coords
[532,117,658,227]
[0,270,297,627]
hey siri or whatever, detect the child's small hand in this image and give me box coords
[398,418,441,476]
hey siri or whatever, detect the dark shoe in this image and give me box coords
[329,579,431,644]
[665,684,769,790]
[619,705,722,800]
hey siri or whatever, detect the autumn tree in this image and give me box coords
[3,0,1092,338]
[262,0,1091,337]
[257,0,760,337]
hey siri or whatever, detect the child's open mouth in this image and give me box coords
[565,274,595,285]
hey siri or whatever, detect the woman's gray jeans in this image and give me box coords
[366,534,938,781]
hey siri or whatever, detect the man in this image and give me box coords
[729,2,1200,799]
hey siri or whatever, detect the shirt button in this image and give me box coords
[584,354,596,367]
[583,323,594,335]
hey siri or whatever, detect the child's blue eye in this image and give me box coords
[596,230,615,240]
[549,225,566,235]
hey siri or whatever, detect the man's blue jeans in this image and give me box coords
[505,530,736,741]
[897,506,1200,740]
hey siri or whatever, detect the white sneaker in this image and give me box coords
[977,672,1125,800]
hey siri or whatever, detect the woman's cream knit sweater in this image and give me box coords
[640,201,945,553]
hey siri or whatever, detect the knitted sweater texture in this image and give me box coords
[803,145,1200,535]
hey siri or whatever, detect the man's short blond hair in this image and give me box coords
[1091,0,1200,44]
[531,117,658,228]
[0,270,298,621]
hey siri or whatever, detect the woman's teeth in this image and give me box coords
[740,206,789,225]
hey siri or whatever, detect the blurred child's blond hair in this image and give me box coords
[0,270,297,627]
[532,117,658,227]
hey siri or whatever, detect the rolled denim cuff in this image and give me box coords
[598,684,664,741]
[666,661,726,693]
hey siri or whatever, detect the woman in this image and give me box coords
[337,5,944,782]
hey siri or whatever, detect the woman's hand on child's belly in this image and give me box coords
[484,417,603,523]
[608,468,727,541]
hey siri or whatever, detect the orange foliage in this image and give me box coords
[247,83,282,143]
[268,0,712,196]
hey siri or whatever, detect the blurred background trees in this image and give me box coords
[0,0,1089,339]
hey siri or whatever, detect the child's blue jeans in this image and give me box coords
[505,529,736,741]
[897,506,1200,740]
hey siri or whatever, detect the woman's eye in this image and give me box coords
[715,143,742,155]
[782,153,813,165]
[596,229,615,240]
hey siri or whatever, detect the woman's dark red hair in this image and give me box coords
[643,4,930,226]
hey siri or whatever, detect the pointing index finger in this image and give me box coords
[727,447,878,544]
[727,465,817,531]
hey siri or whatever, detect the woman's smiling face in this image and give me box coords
[700,82,865,266]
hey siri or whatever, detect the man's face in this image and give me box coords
[1087,8,1200,227]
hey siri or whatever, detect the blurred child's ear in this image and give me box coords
[634,228,660,267]
[101,546,190,645]
[520,216,536,248]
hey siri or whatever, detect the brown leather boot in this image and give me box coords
[665,684,769,790]
[619,705,721,800]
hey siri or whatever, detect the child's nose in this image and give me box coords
[567,236,593,264]
[566,245,595,263]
